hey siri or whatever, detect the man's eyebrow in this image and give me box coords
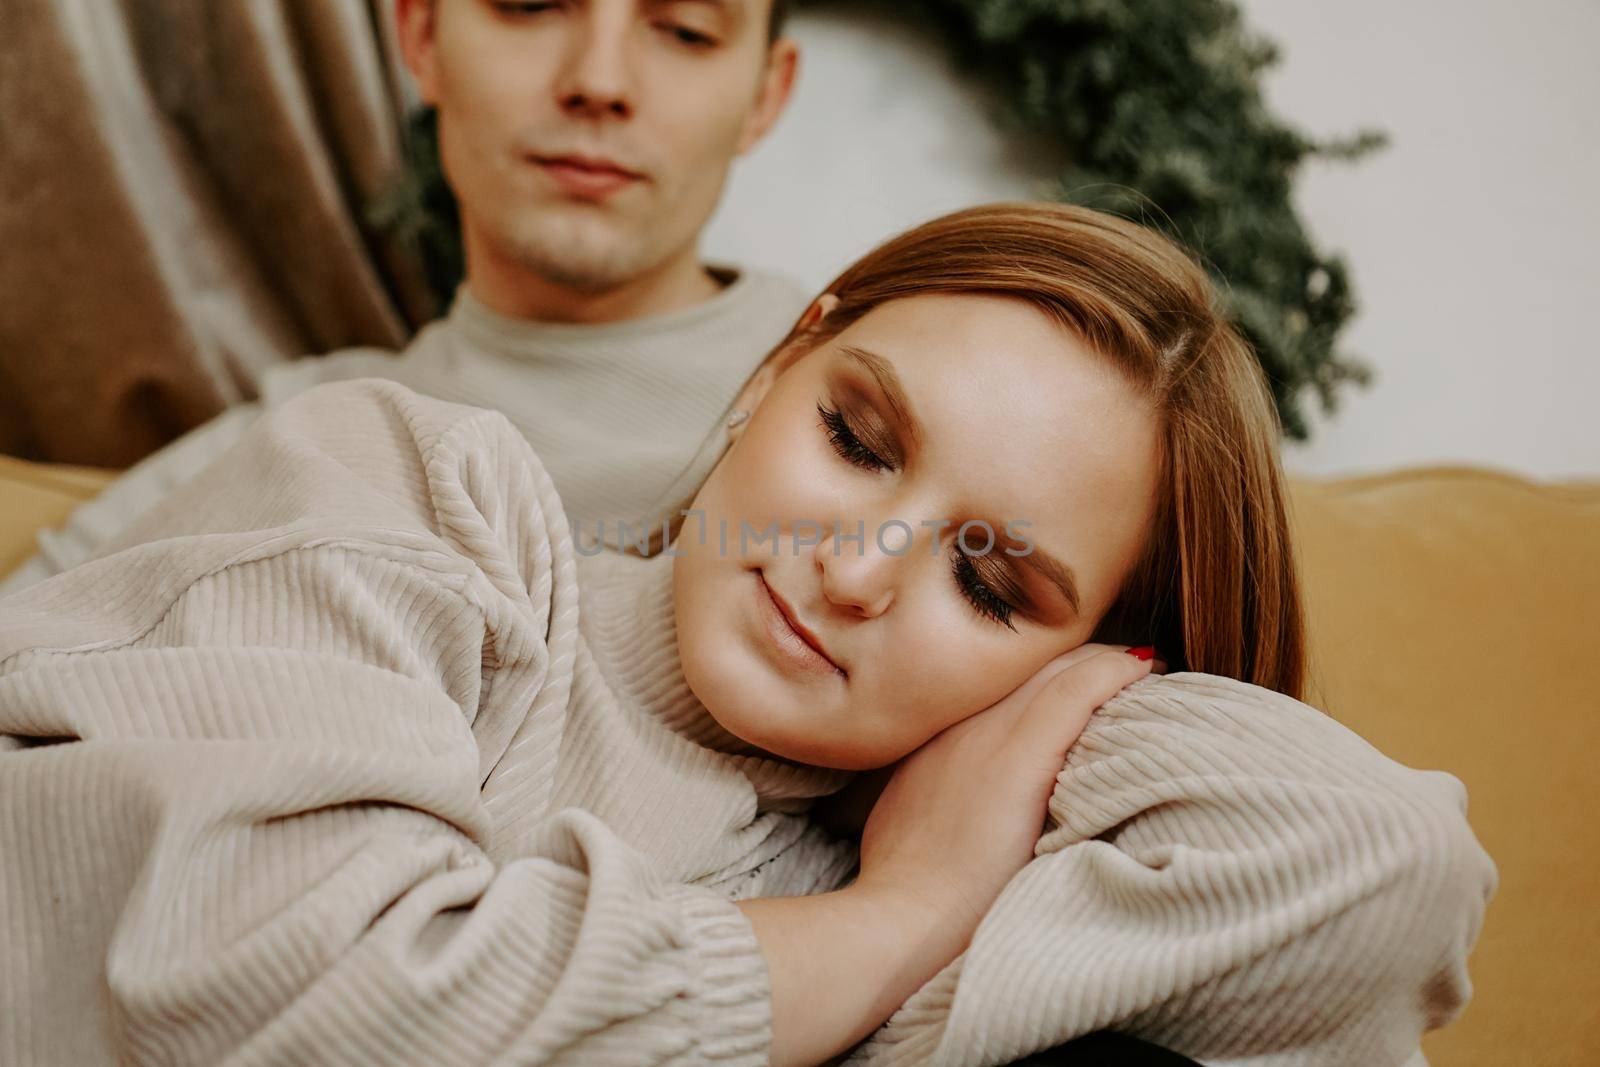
[837,345,923,450]
[647,0,742,23]
[837,344,1082,617]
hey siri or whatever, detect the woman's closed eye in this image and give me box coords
[816,401,1020,632]
[951,544,1018,631]
[817,402,891,472]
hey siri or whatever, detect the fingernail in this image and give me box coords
[1126,646,1155,661]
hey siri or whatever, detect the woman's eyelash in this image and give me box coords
[818,401,1016,631]
[817,403,891,471]
[951,545,1018,631]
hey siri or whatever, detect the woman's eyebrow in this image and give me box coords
[838,345,924,450]
[1015,545,1082,617]
[836,344,1082,617]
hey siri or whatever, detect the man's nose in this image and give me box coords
[815,522,914,619]
[555,15,634,120]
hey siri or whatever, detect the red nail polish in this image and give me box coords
[1126,645,1155,661]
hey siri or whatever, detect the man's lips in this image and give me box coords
[532,153,643,179]
[760,572,846,675]
[529,153,645,199]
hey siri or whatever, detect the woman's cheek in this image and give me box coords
[935,632,1050,730]
[735,414,832,518]
[881,620,991,732]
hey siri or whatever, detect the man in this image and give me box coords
[2,0,806,593]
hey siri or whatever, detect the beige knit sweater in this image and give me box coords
[0,380,1496,1066]
[1,267,808,596]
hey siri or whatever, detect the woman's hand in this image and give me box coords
[850,644,1157,938]
[811,762,899,839]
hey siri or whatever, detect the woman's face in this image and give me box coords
[673,293,1162,770]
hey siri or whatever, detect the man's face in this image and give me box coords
[401,0,790,293]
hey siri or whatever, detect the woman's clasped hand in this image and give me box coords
[833,644,1159,936]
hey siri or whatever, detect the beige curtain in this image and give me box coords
[0,0,434,467]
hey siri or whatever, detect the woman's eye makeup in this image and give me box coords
[816,398,1023,632]
[951,545,1020,631]
[816,401,893,472]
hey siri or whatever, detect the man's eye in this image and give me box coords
[494,1,563,17]
[655,22,717,48]
[817,403,891,472]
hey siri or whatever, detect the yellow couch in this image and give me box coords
[1291,468,1600,1066]
[0,455,118,579]
[3,455,1596,1065]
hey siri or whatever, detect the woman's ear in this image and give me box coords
[726,294,840,443]
[796,293,840,334]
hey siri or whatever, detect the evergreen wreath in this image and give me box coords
[372,0,1385,439]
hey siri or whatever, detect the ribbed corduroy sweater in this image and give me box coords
[0,380,1496,1066]
[1,267,808,595]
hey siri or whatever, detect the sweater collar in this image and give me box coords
[447,266,774,361]
[574,547,856,811]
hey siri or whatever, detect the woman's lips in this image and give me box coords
[531,154,643,200]
[755,571,846,678]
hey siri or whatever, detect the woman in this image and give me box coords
[0,204,1491,1067]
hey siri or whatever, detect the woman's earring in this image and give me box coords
[725,409,750,430]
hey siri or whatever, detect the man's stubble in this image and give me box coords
[498,198,688,295]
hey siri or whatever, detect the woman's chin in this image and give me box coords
[703,700,817,765]
[677,631,885,771]
[722,712,891,772]
[693,693,861,770]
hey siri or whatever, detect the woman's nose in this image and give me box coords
[815,521,913,618]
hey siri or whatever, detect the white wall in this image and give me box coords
[703,2,1600,480]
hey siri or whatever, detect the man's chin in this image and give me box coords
[504,216,663,293]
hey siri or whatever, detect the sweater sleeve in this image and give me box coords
[0,347,399,599]
[847,673,1497,1067]
[0,402,262,598]
[0,379,773,1067]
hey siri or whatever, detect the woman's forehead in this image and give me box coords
[814,293,1162,581]
[821,294,1151,477]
